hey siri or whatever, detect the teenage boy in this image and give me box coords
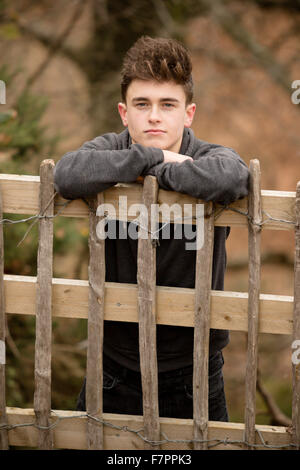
[54,36,249,421]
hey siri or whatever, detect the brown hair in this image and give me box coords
[121,36,193,104]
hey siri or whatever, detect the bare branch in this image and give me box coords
[151,0,183,37]
[246,0,300,13]
[201,0,294,93]
[12,0,86,91]
[256,370,292,427]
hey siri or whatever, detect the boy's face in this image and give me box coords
[118,80,196,153]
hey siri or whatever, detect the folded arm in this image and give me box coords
[54,135,164,200]
[146,145,249,205]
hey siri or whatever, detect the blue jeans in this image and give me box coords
[76,351,228,421]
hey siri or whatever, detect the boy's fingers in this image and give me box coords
[163,150,193,164]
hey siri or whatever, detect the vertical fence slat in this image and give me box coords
[244,159,262,449]
[0,186,8,450]
[137,175,160,450]
[34,159,55,450]
[86,193,105,450]
[292,181,300,449]
[193,201,214,450]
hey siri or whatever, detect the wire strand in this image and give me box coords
[0,411,296,450]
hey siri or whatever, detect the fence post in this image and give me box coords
[86,193,105,450]
[34,159,55,450]
[244,159,262,449]
[193,200,214,450]
[292,181,300,450]
[137,175,160,450]
[0,185,9,450]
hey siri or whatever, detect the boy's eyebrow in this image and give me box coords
[131,97,180,103]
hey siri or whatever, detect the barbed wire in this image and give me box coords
[213,204,297,228]
[0,194,296,241]
[100,204,297,242]
[0,196,73,246]
[0,410,297,450]
[0,195,73,227]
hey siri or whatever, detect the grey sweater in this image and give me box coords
[54,128,249,372]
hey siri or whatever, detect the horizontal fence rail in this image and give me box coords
[0,174,297,230]
[3,276,294,334]
[3,408,295,450]
[0,161,299,450]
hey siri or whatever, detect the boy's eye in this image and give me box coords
[135,102,175,109]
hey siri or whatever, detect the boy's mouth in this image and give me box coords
[145,129,166,135]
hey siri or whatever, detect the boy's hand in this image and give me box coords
[163,150,193,164]
[136,150,193,183]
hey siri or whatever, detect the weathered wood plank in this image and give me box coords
[0,179,8,450]
[3,275,295,334]
[5,407,294,450]
[244,159,262,449]
[292,181,300,449]
[33,160,55,450]
[86,194,106,450]
[137,175,160,450]
[0,174,296,230]
[193,202,214,450]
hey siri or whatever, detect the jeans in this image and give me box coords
[76,351,228,422]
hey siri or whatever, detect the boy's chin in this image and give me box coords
[135,141,167,151]
[132,134,167,147]
[131,135,175,152]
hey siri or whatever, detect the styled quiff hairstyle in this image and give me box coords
[121,36,193,104]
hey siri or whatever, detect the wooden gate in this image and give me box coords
[0,158,299,450]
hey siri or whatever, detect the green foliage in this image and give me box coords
[0,22,20,40]
[0,0,21,40]
[0,0,6,17]
[0,65,59,162]
[0,110,17,124]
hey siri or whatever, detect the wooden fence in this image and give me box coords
[0,158,299,450]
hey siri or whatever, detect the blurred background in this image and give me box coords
[0,0,299,426]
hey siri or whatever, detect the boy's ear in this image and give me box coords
[184,103,196,128]
[118,102,128,126]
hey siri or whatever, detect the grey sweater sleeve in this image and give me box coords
[54,135,164,200]
[146,144,249,205]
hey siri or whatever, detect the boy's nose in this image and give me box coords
[148,106,161,122]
